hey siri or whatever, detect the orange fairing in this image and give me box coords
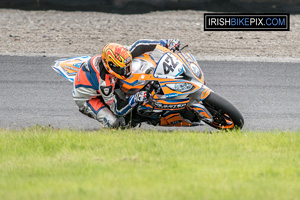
[120,73,154,94]
[160,113,194,127]
[160,117,169,126]
[121,49,203,97]
[135,54,157,67]
[120,73,196,96]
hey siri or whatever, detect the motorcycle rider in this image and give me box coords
[73,39,181,128]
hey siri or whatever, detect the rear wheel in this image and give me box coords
[202,92,244,130]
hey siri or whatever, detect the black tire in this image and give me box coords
[202,92,244,130]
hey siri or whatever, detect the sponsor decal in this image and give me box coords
[204,13,289,31]
[170,120,182,125]
[155,102,187,109]
[100,86,112,96]
[166,93,179,98]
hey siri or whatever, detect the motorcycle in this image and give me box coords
[52,45,244,130]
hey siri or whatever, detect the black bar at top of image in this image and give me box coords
[204,13,290,31]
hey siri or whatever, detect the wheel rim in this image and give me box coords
[204,104,236,129]
[211,113,235,129]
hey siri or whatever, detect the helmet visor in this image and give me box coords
[109,62,131,78]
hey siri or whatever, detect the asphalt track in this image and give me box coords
[1,55,300,131]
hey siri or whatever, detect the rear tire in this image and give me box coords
[202,92,244,130]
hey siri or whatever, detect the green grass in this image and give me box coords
[0,126,299,200]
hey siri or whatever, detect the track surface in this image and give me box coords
[1,55,300,131]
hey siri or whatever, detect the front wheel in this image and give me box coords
[202,92,244,130]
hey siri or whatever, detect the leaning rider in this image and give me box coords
[72,39,180,128]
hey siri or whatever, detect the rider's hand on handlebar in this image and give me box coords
[160,39,181,52]
[134,91,149,104]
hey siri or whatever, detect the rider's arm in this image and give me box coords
[127,39,180,58]
[109,91,148,116]
[127,39,160,58]
[112,94,137,116]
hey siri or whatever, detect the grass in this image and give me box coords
[0,126,299,200]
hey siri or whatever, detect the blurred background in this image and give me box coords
[1,0,300,13]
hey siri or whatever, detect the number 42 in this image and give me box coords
[163,55,179,74]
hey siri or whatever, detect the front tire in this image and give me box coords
[202,92,244,130]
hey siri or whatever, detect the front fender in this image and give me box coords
[199,85,211,101]
[188,85,213,123]
[189,85,212,104]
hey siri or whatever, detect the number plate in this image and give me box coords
[154,53,184,78]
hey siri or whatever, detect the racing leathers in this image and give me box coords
[72,39,180,128]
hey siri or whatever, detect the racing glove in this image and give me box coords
[134,91,148,104]
[128,91,149,108]
[160,39,181,52]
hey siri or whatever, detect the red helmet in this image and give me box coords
[101,43,132,80]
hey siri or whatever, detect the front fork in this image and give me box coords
[188,85,213,123]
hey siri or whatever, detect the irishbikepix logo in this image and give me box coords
[204,13,289,31]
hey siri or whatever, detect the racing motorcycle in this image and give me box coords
[52,45,244,130]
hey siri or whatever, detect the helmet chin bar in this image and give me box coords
[124,72,132,78]
[109,61,132,78]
